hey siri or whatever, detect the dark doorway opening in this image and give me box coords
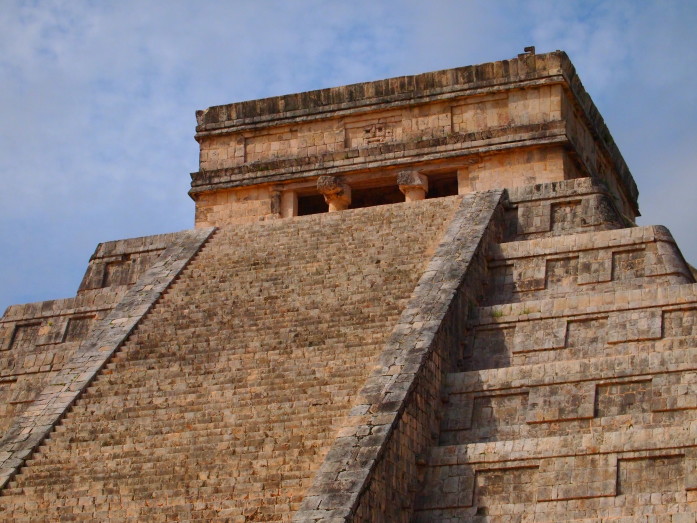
[350,185,405,209]
[426,173,459,199]
[297,193,326,216]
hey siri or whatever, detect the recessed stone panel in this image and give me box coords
[516,201,552,235]
[417,464,475,509]
[608,309,662,344]
[513,318,566,353]
[441,393,474,431]
[651,372,697,412]
[662,308,697,338]
[544,256,579,290]
[487,264,514,302]
[8,323,41,351]
[537,454,616,501]
[527,382,595,423]
[686,448,697,491]
[467,326,515,370]
[594,380,652,417]
[617,455,684,494]
[577,249,612,285]
[564,316,608,348]
[474,466,538,505]
[611,248,646,281]
[471,392,529,433]
[63,316,96,343]
[550,200,582,233]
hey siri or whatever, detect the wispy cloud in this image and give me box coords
[1,0,696,311]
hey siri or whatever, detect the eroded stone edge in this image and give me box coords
[292,191,505,522]
[0,227,216,489]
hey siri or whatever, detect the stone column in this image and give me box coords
[317,176,351,212]
[281,191,298,218]
[398,170,428,202]
[457,168,471,195]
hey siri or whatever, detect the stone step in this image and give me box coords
[442,344,697,442]
[103,338,392,368]
[502,178,626,242]
[12,462,314,488]
[0,196,464,520]
[46,417,343,448]
[485,225,693,305]
[462,283,697,371]
[414,430,696,521]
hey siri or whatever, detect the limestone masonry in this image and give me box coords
[0,50,694,521]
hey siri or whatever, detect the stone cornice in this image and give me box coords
[189,122,567,195]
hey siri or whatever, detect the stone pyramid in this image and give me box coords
[0,50,694,521]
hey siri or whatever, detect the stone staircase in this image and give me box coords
[0,197,461,521]
[414,180,697,521]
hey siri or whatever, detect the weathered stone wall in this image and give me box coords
[413,179,697,522]
[193,185,279,227]
[504,178,625,240]
[0,292,121,437]
[78,232,185,293]
[458,146,569,194]
[485,225,692,304]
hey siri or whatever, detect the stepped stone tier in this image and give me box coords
[0,49,694,521]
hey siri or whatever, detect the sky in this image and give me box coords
[1,0,696,312]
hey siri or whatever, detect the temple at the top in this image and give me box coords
[190,48,637,226]
[0,50,694,522]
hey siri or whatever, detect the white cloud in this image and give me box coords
[1,0,696,311]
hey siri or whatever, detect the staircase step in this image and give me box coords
[0,197,463,521]
[485,225,692,304]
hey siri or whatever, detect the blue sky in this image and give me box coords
[1,0,696,312]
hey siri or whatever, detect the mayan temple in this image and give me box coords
[0,49,695,522]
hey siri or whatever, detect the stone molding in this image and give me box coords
[476,282,697,325]
[195,55,559,131]
[0,227,215,489]
[428,427,697,467]
[190,122,566,194]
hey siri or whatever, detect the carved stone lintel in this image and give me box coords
[398,171,428,202]
[317,176,351,212]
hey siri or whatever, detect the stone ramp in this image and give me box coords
[0,196,464,521]
[294,190,506,522]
